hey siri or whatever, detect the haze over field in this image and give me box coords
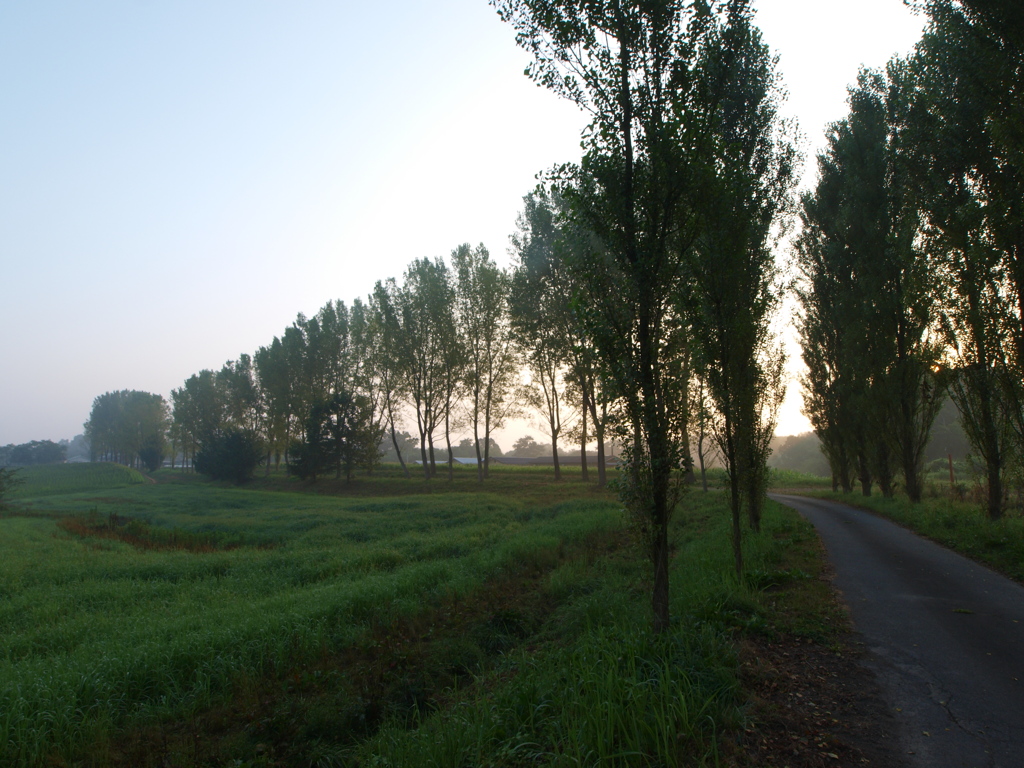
[0,0,925,445]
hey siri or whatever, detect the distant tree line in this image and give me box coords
[797,0,1024,518]
[0,440,66,467]
[165,241,602,485]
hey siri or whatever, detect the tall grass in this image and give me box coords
[0,486,621,765]
[350,494,801,767]
[1,463,813,766]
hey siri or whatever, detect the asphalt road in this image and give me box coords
[771,494,1024,768]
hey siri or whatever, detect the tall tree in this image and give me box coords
[218,354,262,435]
[349,297,389,474]
[875,62,946,503]
[686,8,797,558]
[796,73,894,497]
[512,190,613,485]
[452,243,521,481]
[254,337,292,472]
[370,278,414,477]
[903,3,1023,517]
[494,0,766,630]
[400,258,456,478]
[288,391,376,483]
[798,68,943,504]
[171,370,223,468]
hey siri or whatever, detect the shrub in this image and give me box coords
[194,429,263,484]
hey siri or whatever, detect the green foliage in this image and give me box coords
[896,2,1024,518]
[796,68,943,502]
[288,392,377,482]
[683,8,797,543]
[194,429,263,484]
[493,0,796,631]
[452,242,520,479]
[397,257,464,479]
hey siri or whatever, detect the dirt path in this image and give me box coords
[773,494,1024,768]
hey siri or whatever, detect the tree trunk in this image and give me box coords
[390,423,411,479]
[595,423,607,487]
[483,400,492,480]
[419,434,430,481]
[874,439,894,497]
[445,409,454,482]
[745,450,763,533]
[723,410,743,578]
[580,383,589,482]
[903,441,922,503]
[858,450,873,496]
[588,390,607,487]
[474,422,484,483]
[698,431,708,492]
[651,521,670,634]
[986,454,1004,520]
[839,455,853,493]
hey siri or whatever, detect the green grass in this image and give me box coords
[803,490,1024,584]
[7,462,148,501]
[0,463,825,766]
[767,467,833,489]
[350,495,818,768]
[694,466,833,491]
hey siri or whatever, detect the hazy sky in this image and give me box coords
[0,1,925,446]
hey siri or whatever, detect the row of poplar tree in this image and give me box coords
[797,1,1024,520]
[168,226,629,487]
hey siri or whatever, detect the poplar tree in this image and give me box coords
[494,0,779,629]
[797,69,943,504]
[452,243,520,481]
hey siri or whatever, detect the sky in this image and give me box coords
[0,0,926,447]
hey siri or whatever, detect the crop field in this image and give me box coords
[7,462,148,501]
[0,463,816,767]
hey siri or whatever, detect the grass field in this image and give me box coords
[7,462,148,501]
[0,462,829,767]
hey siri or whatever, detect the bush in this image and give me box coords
[194,429,263,484]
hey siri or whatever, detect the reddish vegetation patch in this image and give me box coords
[93,550,586,767]
[55,514,260,553]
